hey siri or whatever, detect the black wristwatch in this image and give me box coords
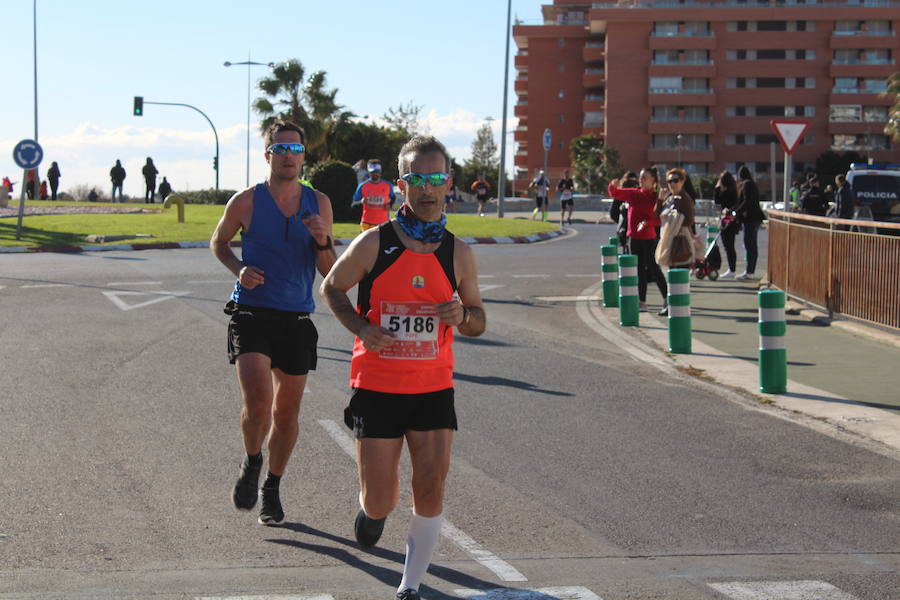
[314,236,333,251]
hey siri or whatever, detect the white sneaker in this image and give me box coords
[736,272,757,280]
[639,302,649,312]
[720,270,735,279]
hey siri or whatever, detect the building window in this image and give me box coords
[559,63,565,73]
[558,38,566,47]
[558,89,565,99]
[863,106,888,122]
[758,21,787,31]
[737,21,748,32]
[559,114,565,124]
[831,105,862,122]
[758,49,786,60]
[654,22,679,36]
[758,78,784,88]
[757,106,784,117]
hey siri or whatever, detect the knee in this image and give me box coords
[360,488,398,519]
[271,403,300,430]
[242,391,271,422]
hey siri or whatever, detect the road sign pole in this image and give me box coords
[783,152,792,210]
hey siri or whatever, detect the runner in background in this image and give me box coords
[471,174,491,217]
[529,169,550,221]
[557,169,575,225]
[353,159,396,232]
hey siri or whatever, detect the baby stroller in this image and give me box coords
[693,223,723,281]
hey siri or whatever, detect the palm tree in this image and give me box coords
[883,71,900,141]
[254,59,354,163]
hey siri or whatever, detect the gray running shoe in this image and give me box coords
[354,509,386,547]
[232,456,262,510]
[258,486,284,526]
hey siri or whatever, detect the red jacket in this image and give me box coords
[607,183,660,240]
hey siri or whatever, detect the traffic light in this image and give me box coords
[213,156,218,171]
[133,96,143,116]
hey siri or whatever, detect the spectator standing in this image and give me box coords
[713,170,739,278]
[158,177,172,202]
[352,159,369,185]
[834,174,855,220]
[444,167,458,213]
[352,159,396,232]
[608,167,668,313]
[39,181,49,200]
[47,162,61,201]
[110,160,126,203]
[608,170,638,251]
[88,188,99,203]
[529,169,550,220]
[2,176,13,198]
[471,174,491,217]
[142,157,159,204]
[735,166,765,280]
[26,169,37,200]
[800,176,827,216]
[557,169,575,225]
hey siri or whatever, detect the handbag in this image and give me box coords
[670,227,694,266]
[655,208,684,266]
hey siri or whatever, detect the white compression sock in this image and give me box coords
[398,512,443,593]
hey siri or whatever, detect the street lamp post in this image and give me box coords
[224,53,274,188]
[676,132,683,169]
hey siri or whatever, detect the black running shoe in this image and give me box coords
[354,509,386,548]
[258,486,284,526]
[232,456,262,510]
[396,589,419,600]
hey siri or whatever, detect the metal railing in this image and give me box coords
[767,209,900,330]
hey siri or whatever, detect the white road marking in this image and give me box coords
[535,295,600,302]
[102,290,190,311]
[196,595,334,600]
[106,281,162,286]
[454,586,601,599]
[186,279,236,284]
[478,274,497,278]
[479,284,505,293]
[564,274,599,278]
[512,274,549,278]
[708,580,858,600]
[317,419,527,583]
[20,283,72,288]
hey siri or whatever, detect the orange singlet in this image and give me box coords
[350,222,457,394]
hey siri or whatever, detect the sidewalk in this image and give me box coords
[583,275,900,454]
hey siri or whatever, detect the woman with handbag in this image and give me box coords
[713,170,740,278]
[659,168,697,270]
[608,167,668,314]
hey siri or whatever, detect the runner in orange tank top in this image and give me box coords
[321,135,485,600]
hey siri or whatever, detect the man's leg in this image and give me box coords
[398,428,453,594]
[232,353,273,510]
[354,436,403,547]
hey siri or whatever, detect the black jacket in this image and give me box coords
[735,179,764,224]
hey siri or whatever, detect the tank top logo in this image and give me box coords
[411,275,426,289]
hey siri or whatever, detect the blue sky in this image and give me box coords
[2,0,542,197]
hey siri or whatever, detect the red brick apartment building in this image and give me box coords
[512,0,900,196]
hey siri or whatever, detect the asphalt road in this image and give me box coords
[0,225,898,600]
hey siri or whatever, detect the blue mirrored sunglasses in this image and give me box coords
[401,172,450,187]
[267,143,305,155]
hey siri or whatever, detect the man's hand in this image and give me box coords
[239,265,265,289]
[302,213,330,247]
[359,323,395,353]
[436,300,466,327]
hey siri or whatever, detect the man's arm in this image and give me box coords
[210,189,265,289]
[435,240,485,337]
[304,190,337,277]
[320,230,396,352]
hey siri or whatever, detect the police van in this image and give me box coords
[845,163,900,223]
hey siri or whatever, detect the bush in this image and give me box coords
[172,188,237,205]
[308,160,360,223]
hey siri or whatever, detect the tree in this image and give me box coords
[462,123,499,192]
[382,101,424,136]
[331,121,408,183]
[254,59,354,164]
[815,150,863,186]
[882,71,900,141]
[569,135,621,194]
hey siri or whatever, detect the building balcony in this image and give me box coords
[829,62,896,78]
[514,153,529,168]
[583,97,604,113]
[514,54,528,69]
[828,121,889,134]
[648,119,715,135]
[648,63,716,78]
[514,102,528,117]
[647,147,715,163]
[831,32,897,49]
[514,79,528,94]
[583,70,606,88]
[582,44,605,63]
[514,128,529,143]
[648,88,715,106]
[649,35,716,51]
[582,125,605,137]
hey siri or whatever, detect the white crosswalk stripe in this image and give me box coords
[708,580,859,600]
[196,596,334,600]
[454,586,601,599]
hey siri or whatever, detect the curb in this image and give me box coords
[0,229,567,255]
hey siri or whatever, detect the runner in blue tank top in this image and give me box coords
[210,120,336,526]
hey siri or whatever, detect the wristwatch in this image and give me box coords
[314,236,333,251]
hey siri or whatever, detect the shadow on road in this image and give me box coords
[454,373,574,397]
[268,521,500,599]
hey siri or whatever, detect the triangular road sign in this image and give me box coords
[770,120,810,155]
[102,290,189,311]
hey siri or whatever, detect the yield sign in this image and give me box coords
[770,120,810,155]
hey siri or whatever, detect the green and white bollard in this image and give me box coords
[600,245,619,308]
[706,223,719,248]
[667,268,691,354]
[758,289,787,394]
[618,254,639,326]
[609,236,620,252]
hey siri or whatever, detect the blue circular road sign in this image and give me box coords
[543,129,552,151]
[13,139,44,170]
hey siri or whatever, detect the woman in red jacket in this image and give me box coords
[608,167,668,314]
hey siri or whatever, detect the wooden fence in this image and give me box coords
[766,210,900,330]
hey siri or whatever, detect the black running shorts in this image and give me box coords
[561,199,573,208]
[344,387,458,439]
[226,302,318,376]
[535,196,547,208]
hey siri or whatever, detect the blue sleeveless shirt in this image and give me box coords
[230,182,319,313]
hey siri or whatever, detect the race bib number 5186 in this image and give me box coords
[379,301,439,360]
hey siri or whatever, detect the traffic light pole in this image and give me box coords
[140,100,220,190]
